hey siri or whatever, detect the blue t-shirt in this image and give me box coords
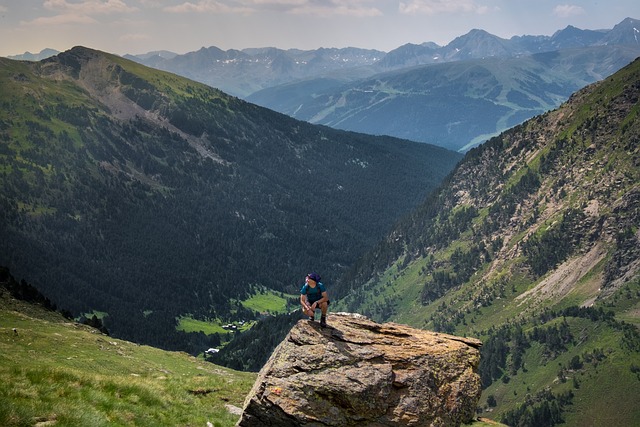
[300,282,326,303]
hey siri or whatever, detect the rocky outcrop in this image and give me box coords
[237,313,482,426]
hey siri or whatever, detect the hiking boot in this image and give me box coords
[320,316,327,328]
[308,315,315,322]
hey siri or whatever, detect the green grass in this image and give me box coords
[175,289,298,339]
[80,310,109,320]
[608,276,640,328]
[176,316,254,335]
[0,293,255,427]
[240,288,297,314]
[0,289,510,427]
[477,316,640,424]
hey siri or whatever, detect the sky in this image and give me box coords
[1,0,639,57]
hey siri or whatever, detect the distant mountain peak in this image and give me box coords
[466,28,496,37]
[421,41,441,49]
[6,48,59,61]
[603,17,640,45]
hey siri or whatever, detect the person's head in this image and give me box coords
[306,272,321,286]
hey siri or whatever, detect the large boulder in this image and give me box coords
[237,313,482,426]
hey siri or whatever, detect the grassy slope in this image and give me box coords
[0,284,507,427]
[238,287,299,315]
[336,243,640,424]
[176,289,297,336]
[0,289,255,427]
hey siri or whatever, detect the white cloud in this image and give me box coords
[164,0,382,17]
[20,1,137,28]
[22,14,97,26]
[553,4,586,18]
[249,0,307,5]
[138,0,163,6]
[286,0,383,17]
[398,0,487,15]
[43,0,138,14]
[163,0,254,13]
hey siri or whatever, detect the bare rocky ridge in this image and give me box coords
[37,48,227,165]
[237,313,482,426]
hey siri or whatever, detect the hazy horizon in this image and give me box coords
[1,1,639,58]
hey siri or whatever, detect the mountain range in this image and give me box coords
[0,46,460,352]
[121,18,640,99]
[125,46,385,98]
[8,19,639,153]
[6,48,60,62]
[249,45,640,152]
[247,18,640,152]
[119,17,640,152]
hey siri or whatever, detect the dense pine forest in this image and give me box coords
[0,47,461,351]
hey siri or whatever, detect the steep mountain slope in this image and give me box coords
[0,47,461,351]
[248,44,640,152]
[334,58,640,425]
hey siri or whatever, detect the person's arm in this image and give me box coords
[300,294,310,311]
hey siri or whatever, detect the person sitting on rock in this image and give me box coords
[300,272,329,327]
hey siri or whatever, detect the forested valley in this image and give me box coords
[0,47,461,352]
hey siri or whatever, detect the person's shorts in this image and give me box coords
[309,299,330,306]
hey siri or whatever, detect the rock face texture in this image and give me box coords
[237,313,482,426]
